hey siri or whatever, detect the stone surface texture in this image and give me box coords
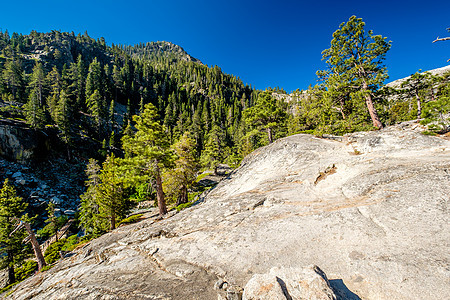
[242,265,337,300]
[8,122,450,300]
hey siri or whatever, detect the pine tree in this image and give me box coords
[2,59,25,101]
[29,62,46,107]
[24,90,46,129]
[200,124,228,171]
[163,132,199,206]
[46,66,62,122]
[96,154,126,230]
[318,15,391,129]
[55,89,73,155]
[0,179,28,285]
[122,103,175,216]
[85,58,102,99]
[242,90,286,144]
[401,71,433,121]
[45,202,60,242]
[80,159,107,235]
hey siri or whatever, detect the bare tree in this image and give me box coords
[11,218,46,271]
[432,28,450,43]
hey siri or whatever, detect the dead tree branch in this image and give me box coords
[432,36,450,43]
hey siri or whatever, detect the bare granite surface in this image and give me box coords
[8,122,450,300]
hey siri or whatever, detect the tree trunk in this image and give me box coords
[110,212,116,231]
[415,91,422,121]
[267,127,273,144]
[362,81,383,129]
[23,222,46,271]
[155,164,168,216]
[338,96,346,120]
[176,185,188,206]
[7,251,15,285]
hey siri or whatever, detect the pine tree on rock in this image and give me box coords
[122,103,175,216]
[242,90,286,144]
[163,132,199,206]
[318,15,391,130]
[401,71,433,121]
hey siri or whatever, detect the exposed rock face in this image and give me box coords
[242,265,337,300]
[9,122,450,300]
[0,120,53,162]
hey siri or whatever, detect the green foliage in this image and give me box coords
[175,202,192,212]
[117,214,143,226]
[163,132,200,205]
[0,179,29,285]
[14,260,37,281]
[122,102,175,215]
[61,234,79,252]
[44,239,65,265]
[243,90,287,144]
[37,215,68,241]
[317,15,391,131]
[24,90,46,129]
[43,235,80,265]
[96,154,128,230]
[40,265,54,272]
[79,159,109,235]
[421,83,450,132]
[0,282,19,294]
[129,182,152,203]
[79,155,129,233]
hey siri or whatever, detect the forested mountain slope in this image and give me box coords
[0,30,257,166]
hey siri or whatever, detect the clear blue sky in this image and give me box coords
[1,0,449,92]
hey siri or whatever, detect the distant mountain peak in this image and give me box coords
[128,41,202,64]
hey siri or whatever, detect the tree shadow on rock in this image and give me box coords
[329,279,361,300]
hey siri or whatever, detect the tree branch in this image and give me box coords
[432,36,450,43]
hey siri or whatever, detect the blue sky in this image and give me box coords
[1,0,449,92]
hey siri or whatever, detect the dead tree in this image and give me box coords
[433,28,450,61]
[11,218,46,271]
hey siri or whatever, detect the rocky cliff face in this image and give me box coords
[8,122,450,300]
[0,119,51,162]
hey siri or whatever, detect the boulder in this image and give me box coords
[50,196,62,205]
[242,266,337,300]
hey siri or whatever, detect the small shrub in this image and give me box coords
[44,239,66,265]
[15,260,38,281]
[61,234,79,252]
[37,216,68,241]
[195,172,214,183]
[40,265,54,272]
[0,282,19,294]
[421,130,438,136]
[175,202,192,212]
[118,214,143,226]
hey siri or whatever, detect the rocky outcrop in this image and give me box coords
[242,266,337,300]
[0,119,51,162]
[8,122,450,299]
